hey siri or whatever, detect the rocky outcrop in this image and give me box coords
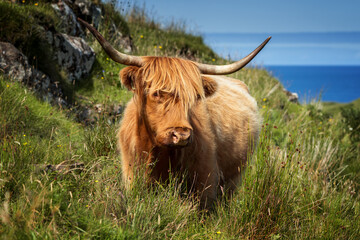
[34,162,84,174]
[49,32,95,83]
[49,0,133,82]
[51,0,84,37]
[284,89,299,103]
[0,42,32,81]
[264,82,299,104]
[76,103,124,125]
[1,1,132,123]
[62,0,134,52]
[0,42,67,107]
[65,0,102,29]
[108,22,134,53]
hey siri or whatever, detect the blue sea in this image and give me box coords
[265,66,360,103]
[203,32,360,103]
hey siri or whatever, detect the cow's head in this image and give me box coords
[77,18,271,147]
[120,57,217,147]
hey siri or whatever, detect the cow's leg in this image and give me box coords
[188,157,219,210]
[119,146,135,188]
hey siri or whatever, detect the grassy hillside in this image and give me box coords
[1,1,360,239]
[323,98,360,115]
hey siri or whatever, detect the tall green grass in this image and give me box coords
[2,72,359,239]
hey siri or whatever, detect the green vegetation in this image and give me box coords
[125,3,217,62]
[1,1,359,239]
[323,98,360,116]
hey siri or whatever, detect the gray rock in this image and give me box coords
[51,0,84,37]
[284,89,299,103]
[77,106,95,125]
[62,0,134,53]
[94,103,103,113]
[76,103,124,125]
[0,42,32,82]
[112,104,123,116]
[64,0,102,29]
[91,4,102,29]
[74,0,91,16]
[0,42,68,107]
[108,22,133,53]
[34,162,84,174]
[45,30,54,46]
[52,33,95,83]
[32,69,67,107]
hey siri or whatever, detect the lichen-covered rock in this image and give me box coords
[51,0,84,37]
[68,0,102,29]
[0,42,67,107]
[77,106,95,125]
[90,3,102,29]
[52,33,95,83]
[76,103,124,125]
[32,69,68,107]
[108,22,134,53]
[0,42,32,82]
[58,0,134,53]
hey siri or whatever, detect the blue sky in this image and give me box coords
[121,0,360,66]
[132,0,360,33]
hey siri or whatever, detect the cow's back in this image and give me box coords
[204,75,261,190]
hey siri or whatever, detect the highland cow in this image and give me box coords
[78,18,270,208]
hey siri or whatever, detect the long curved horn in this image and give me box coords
[77,18,144,67]
[196,36,271,75]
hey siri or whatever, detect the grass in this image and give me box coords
[1,1,360,239]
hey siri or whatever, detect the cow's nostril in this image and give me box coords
[182,128,190,135]
[169,128,191,146]
[171,131,180,144]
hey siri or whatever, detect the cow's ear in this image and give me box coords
[119,66,140,91]
[202,75,218,97]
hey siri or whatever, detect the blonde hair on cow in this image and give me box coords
[141,57,205,111]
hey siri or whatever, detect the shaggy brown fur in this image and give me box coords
[117,57,261,208]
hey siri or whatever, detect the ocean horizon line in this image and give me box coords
[203,31,360,35]
[260,64,360,67]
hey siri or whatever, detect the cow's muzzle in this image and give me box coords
[167,127,192,147]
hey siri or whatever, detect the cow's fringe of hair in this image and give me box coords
[140,57,205,114]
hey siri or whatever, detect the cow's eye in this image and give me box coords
[152,91,162,100]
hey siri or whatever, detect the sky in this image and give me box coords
[117,0,360,66]
[129,0,360,33]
